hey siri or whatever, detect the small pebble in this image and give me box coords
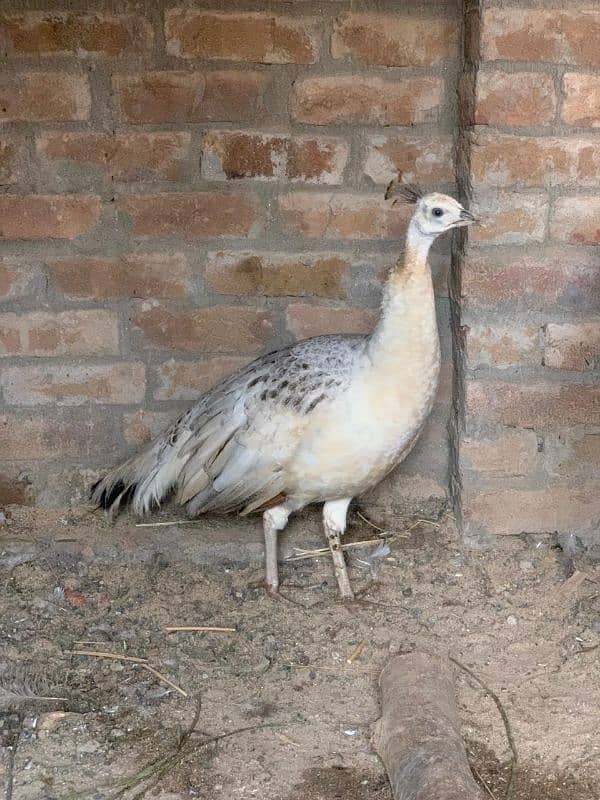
[343,728,357,736]
[506,615,518,626]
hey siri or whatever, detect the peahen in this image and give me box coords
[92,186,475,599]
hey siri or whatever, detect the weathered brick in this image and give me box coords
[201,131,348,185]
[475,71,556,127]
[466,322,540,369]
[0,12,152,56]
[363,133,453,186]
[154,356,249,401]
[472,132,600,188]
[0,136,26,186]
[466,380,600,429]
[124,410,175,447]
[470,192,548,244]
[0,310,119,358]
[291,76,443,126]
[37,132,191,182]
[165,10,318,64]
[205,252,349,299]
[481,7,600,68]
[551,196,600,244]
[463,484,600,536]
[286,304,376,339]
[48,253,190,300]
[114,71,269,124]
[543,322,600,372]
[1,363,145,405]
[0,258,42,301]
[118,192,261,238]
[462,430,540,478]
[133,304,273,354]
[331,12,457,66]
[561,74,600,127]
[462,247,600,312]
[0,73,90,122]
[279,192,411,240]
[0,195,100,240]
[0,410,119,461]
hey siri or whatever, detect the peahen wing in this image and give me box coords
[174,335,366,515]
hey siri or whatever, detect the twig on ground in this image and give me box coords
[69,650,148,664]
[141,665,188,698]
[347,640,368,664]
[449,655,518,800]
[356,511,386,532]
[135,520,196,528]
[470,762,500,800]
[68,650,188,698]
[284,536,404,562]
[164,626,236,633]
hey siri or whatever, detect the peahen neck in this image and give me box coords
[367,219,440,382]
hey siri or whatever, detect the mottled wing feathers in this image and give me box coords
[174,335,366,515]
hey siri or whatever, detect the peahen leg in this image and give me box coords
[262,504,291,595]
[323,498,353,600]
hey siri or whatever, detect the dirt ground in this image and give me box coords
[1,505,599,800]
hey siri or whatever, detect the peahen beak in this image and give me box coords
[459,208,477,223]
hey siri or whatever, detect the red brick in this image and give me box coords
[279,192,411,240]
[472,132,600,188]
[0,257,41,301]
[154,356,249,401]
[466,322,540,369]
[0,195,100,240]
[332,12,457,66]
[561,74,600,127]
[462,247,600,312]
[0,73,90,122]
[118,193,261,238]
[363,133,453,186]
[481,7,600,68]
[462,430,540,478]
[463,484,600,536]
[475,71,556,127]
[37,132,191,182]
[133,304,273,354]
[543,322,600,372]
[48,253,190,300]
[466,380,600,429]
[0,310,119,358]
[113,71,269,124]
[551,196,600,244]
[470,192,548,244]
[165,10,318,64]
[0,410,119,461]
[201,131,348,185]
[1,363,145,405]
[286,304,376,339]
[205,252,349,299]
[0,136,26,186]
[291,76,443,126]
[124,410,175,447]
[0,12,152,56]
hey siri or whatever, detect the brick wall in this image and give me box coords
[458,2,600,546]
[0,2,459,512]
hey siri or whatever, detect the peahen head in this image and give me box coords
[389,183,476,240]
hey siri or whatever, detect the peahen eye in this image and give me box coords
[432,208,444,218]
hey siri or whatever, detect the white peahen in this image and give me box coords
[92,186,475,599]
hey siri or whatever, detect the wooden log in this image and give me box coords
[371,652,482,800]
